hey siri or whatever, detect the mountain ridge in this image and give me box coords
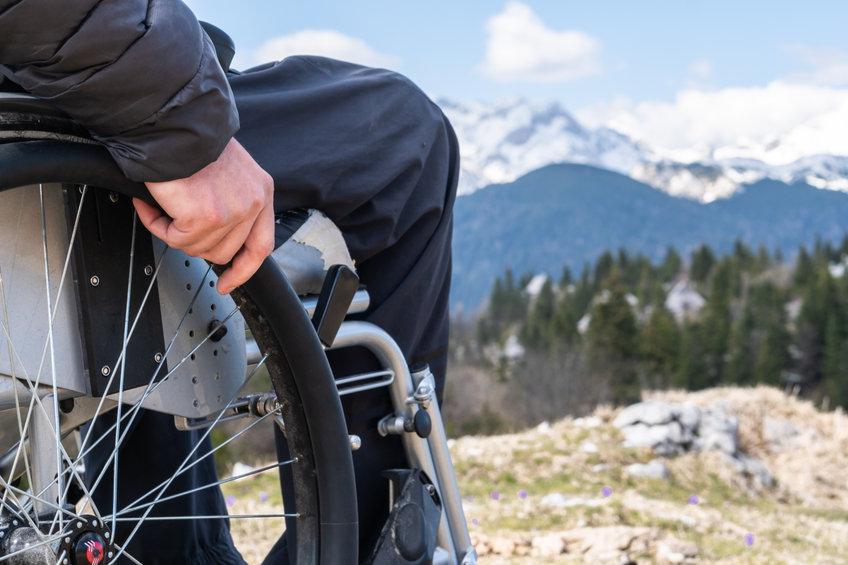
[441,97,848,203]
[451,163,848,310]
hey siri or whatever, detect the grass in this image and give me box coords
[216,386,848,563]
[448,387,848,563]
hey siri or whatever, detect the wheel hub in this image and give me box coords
[61,516,113,565]
[0,513,113,565]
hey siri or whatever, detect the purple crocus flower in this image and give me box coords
[745,533,754,547]
[601,486,613,498]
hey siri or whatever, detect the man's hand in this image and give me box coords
[133,138,275,295]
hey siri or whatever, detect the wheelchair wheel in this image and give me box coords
[0,106,357,564]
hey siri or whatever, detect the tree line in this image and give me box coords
[445,237,848,435]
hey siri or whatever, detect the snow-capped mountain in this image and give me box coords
[441,98,848,202]
[439,98,648,195]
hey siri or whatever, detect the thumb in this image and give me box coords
[133,197,173,242]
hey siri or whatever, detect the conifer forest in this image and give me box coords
[445,238,848,436]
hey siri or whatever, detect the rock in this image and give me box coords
[626,459,670,480]
[692,408,739,455]
[535,420,552,433]
[540,493,569,507]
[232,461,255,476]
[575,415,603,428]
[656,538,699,564]
[658,512,698,526]
[674,402,702,432]
[530,534,566,557]
[489,536,516,555]
[581,441,600,453]
[621,422,686,456]
[762,416,798,451]
[614,400,676,428]
[727,453,775,488]
[656,544,686,564]
[566,526,654,558]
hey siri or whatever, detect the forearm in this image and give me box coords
[0,0,238,181]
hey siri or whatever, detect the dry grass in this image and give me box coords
[451,385,848,563]
[222,385,848,563]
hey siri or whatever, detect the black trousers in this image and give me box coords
[87,56,458,563]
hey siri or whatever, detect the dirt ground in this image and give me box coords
[224,385,848,563]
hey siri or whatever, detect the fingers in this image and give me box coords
[139,138,275,294]
[133,198,173,242]
[216,198,275,294]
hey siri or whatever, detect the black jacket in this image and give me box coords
[0,0,238,182]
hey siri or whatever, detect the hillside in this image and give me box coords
[451,164,848,309]
[450,386,848,564]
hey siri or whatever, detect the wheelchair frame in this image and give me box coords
[0,90,476,565]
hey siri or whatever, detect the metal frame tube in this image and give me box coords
[331,321,475,564]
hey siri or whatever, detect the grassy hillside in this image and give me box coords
[450,386,848,564]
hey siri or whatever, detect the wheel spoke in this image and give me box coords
[115,457,295,517]
[111,357,273,514]
[114,513,297,521]
[0,179,340,562]
[84,301,242,497]
[110,210,139,534]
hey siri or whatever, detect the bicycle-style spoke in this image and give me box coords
[0,186,89,513]
[97,358,273,518]
[110,209,139,535]
[84,300,242,497]
[0,265,33,515]
[113,512,297,522]
[108,356,273,563]
[115,457,295,516]
[0,176,339,562]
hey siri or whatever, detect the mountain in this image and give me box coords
[451,164,848,310]
[439,98,647,196]
[441,98,848,203]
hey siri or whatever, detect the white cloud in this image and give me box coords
[783,44,848,87]
[248,30,401,69]
[578,82,848,165]
[478,1,602,83]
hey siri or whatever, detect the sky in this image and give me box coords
[184,0,848,163]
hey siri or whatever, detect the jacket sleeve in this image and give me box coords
[0,0,239,181]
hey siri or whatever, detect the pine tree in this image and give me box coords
[699,259,733,386]
[641,300,680,388]
[659,246,682,282]
[691,244,716,284]
[594,251,615,288]
[586,270,641,404]
[793,245,813,287]
[522,278,556,348]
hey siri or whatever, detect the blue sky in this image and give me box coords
[184,0,848,161]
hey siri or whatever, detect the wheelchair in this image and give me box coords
[0,47,475,565]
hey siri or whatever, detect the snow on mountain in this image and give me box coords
[441,97,848,202]
[439,98,647,195]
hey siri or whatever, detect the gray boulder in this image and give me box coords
[626,459,670,480]
[692,408,739,455]
[614,400,676,428]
